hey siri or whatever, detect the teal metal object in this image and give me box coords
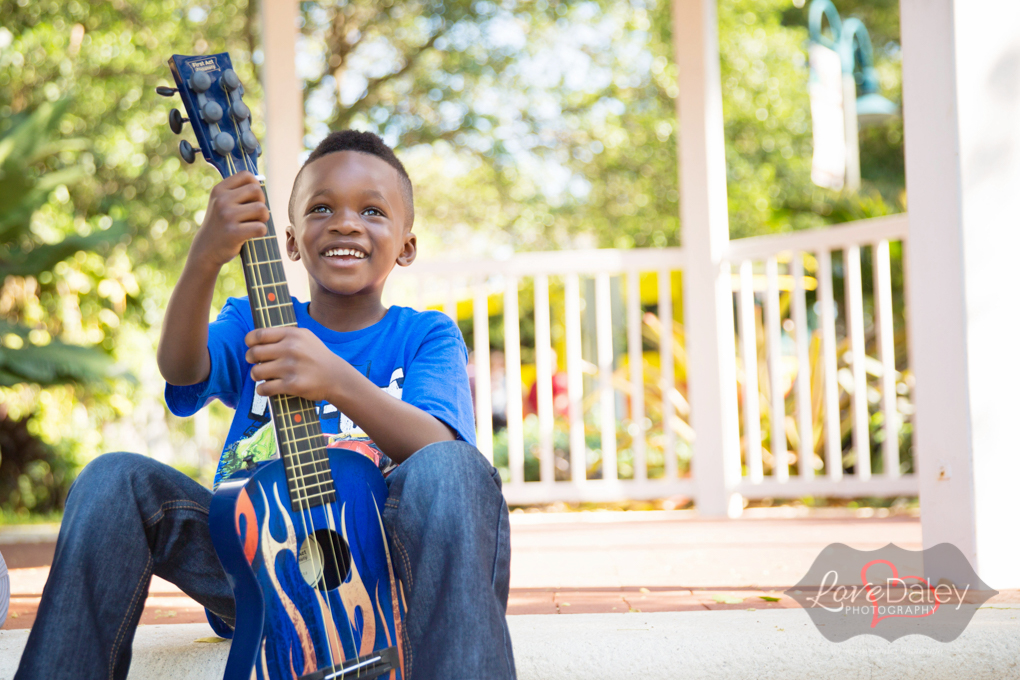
[855,92,899,126]
[839,17,899,125]
[808,0,842,50]
[808,0,898,125]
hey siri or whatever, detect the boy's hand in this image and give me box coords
[191,172,270,271]
[245,327,345,404]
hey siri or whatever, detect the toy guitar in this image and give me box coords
[158,53,404,680]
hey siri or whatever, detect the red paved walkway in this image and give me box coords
[8,508,1014,631]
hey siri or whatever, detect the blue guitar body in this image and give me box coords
[207,448,405,680]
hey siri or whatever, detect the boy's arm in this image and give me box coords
[158,172,270,386]
[244,327,456,464]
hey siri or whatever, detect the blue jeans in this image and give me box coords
[15,441,516,680]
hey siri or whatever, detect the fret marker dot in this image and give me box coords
[268,292,276,302]
[294,414,302,423]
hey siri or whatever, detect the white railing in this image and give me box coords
[727,214,915,500]
[387,214,916,506]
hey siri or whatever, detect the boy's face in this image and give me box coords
[286,151,415,301]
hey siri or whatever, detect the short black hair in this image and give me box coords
[287,130,414,229]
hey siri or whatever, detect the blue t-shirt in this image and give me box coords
[165,297,475,487]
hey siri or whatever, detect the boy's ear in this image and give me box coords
[285,225,300,261]
[396,231,417,268]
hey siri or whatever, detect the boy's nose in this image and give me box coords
[331,209,364,233]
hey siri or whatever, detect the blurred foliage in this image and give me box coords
[0,407,74,514]
[719,0,904,237]
[303,0,903,249]
[0,0,904,502]
[0,0,261,492]
[0,98,132,512]
[0,101,125,388]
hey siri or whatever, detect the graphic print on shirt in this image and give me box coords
[213,367,405,486]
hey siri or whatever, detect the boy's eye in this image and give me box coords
[363,207,384,217]
[309,204,331,214]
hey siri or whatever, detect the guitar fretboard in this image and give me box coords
[240,182,335,511]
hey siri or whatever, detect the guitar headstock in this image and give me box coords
[157,53,260,179]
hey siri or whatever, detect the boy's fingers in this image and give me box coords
[245,344,268,364]
[250,356,296,383]
[250,361,276,383]
[245,327,289,347]
[237,222,269,239]
[210,173,257,198]
[220,171,260,190]
[251,367,301,396]
[245,338,287,364]
[228,181,266,205]
[233,202,271,223]
[254,376,283,396]
[227,201,270,225]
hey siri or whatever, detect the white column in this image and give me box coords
[565,274,586,484]
[672,0,742,517]
[595,273,618,481]
[901,0,1020,588]
[533,275,555,484]
[261,0,308,300]
[504,278,525,485]
[473,285,493,461]
[842,74,861,192]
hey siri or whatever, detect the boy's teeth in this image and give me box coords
[324,248,365,258]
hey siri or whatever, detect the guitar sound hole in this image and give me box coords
[297,529,352,591]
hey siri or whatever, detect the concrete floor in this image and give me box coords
[6,508,1020,680]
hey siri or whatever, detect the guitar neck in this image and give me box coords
[240,181,335,511]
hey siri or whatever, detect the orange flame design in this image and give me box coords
[235,488,259,565]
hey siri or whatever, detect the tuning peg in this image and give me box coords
[229,101,250,122]
[212,132,236,156]
[156,86,177,97]
[179,140,197,164]
[240,130,259,154]
[201,101,223,123]
[221,69,241,91]
[168,108,188,135]
[189,71,212,93]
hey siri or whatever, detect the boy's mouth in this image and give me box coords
[321,247,367,261]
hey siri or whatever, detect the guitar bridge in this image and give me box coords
[298,646,400,680]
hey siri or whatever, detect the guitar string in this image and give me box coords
[222,88,349,676]
[219,85,343,672]
[212,78,381,674]
[221,131,341,668]
[220,99,348,675]
[206,83,325,669]
[241,135,352,676]
[247,238,339,675]
[230,103,362,675]
[228,116,340,675]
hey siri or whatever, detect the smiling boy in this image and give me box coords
[14,131,516,680]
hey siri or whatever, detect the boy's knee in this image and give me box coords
[71,452,158,504]
[393,441,503,524]
[404,440,497,490]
